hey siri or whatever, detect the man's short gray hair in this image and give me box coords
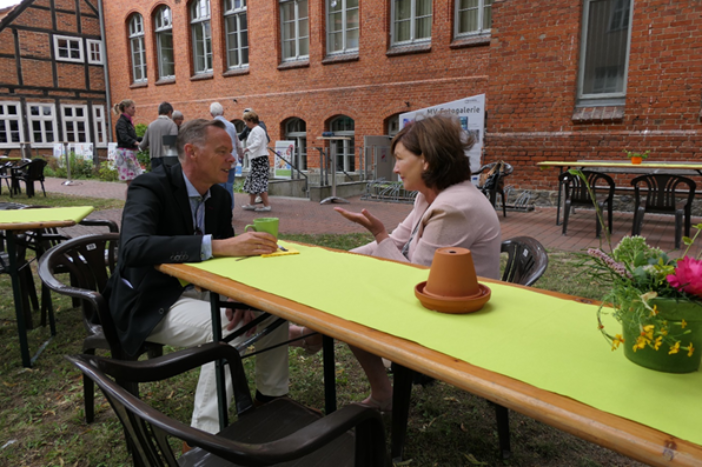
[158,102,173,115]
[210,102,224,117]
[172,110,183,119]
[177,119,226,161]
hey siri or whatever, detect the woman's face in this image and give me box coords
[393,141,428,192]
[245,120,256,129]
[125,104,136,117]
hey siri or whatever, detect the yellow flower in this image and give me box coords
[642,325,654,340]
[633,336,648,352]
[653,336,663,351]
[669,342,681,355]
[660,327,668,336]
[650,305,659,316]
[681,319,687,329]
[688,343,695,357]
[611,334,624,351]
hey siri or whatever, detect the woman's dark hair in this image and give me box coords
[243,111,260,124]
[390,114,474,191]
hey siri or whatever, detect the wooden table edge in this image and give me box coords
[0,220,77,230]
[157,262,702,466]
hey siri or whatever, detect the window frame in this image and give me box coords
[280,0,309,62]
[60,104,89,144]
[191,0,213,75]
[326,0,359,56]
[26,102,58,148]
[86,39,103,65]
[454,0,493,39]
[0,101,24,148]
[329,115,355,173]
[284,118,307,171]
[390,0,433,47]
[53,35,84,63]
[92,105,107,148]
[128,14,147,83]
[154,5,175,80]
[224,0,249,69]
[577,0,633,104]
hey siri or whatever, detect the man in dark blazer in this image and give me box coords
[103,119,288,433]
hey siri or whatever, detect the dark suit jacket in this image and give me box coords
[103,163,234,356]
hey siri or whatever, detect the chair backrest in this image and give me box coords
[501,236,548,287]
[26,158,47,181]
[479,161,513,195]
[631,174,697,213]
[558,170,615,206]
[38,233,121,353]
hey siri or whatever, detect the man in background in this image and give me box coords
[139,102,178,169]
[210,102,242,210]
[172,110,184,130]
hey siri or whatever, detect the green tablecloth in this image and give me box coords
[0,206,94,225]
[190,242,702,446]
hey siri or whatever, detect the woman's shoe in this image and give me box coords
[289,325,323,355]
[255,205,272,212]
[242,204,256,211]
[352,396,392,414]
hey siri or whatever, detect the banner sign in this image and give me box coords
[273,140,295,179]
[400,94,485,173]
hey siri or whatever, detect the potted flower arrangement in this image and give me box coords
[624,149,649,165]
[570,169,702,373]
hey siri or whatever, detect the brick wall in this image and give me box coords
[103,0,491,168]
[486,0,702,191]
[18,30,51,58]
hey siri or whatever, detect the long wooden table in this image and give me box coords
[158,246,702,467]
[0,206,93,367]
[537,160,702,225]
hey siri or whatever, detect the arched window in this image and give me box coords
[330,115,355,172]
[224,0,249,69]
[386,114,400,137]
[128,14,147,83]
[191,0,212,74]
[284,118,307,171]
[154,6,174,80]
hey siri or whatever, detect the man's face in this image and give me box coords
[185,126,234,186]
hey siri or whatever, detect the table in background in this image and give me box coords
[0,206,94,367]
[159,244,702,467]
[537,160,702,225]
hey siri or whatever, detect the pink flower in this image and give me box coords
[667,257,702,298]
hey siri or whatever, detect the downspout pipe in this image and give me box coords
[97,0,113,143]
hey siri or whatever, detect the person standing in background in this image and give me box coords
[238,107,270,143]
[113,99,143,195]
[172,110,184,130]
[139,102,178,170]
[210,102,242,210]
[241,111,272,212]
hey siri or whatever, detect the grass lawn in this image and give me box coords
[0,224,645,466]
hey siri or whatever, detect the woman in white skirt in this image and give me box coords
[242,111,272,212]
[113,99,143,196]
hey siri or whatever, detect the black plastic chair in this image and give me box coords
[476,162,513,218]
[12,158,47,198]
[38,233,163,423]
[492,236,549,456]
[0,162,14,195]
[67,342,386,467]
[558,171,615,238]
[631,174,696,249]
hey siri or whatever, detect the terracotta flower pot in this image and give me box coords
[630,156,643,165]
[424,247,480,298]
[622,298,702,373]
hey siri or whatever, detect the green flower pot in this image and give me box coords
[622,298,702,373]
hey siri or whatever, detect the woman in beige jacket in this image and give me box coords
[291,115,501,411]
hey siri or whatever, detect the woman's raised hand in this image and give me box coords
[334,207,389,243]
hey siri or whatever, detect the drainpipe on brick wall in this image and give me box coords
[98,0,113,142]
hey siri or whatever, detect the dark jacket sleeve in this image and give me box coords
[116,115,139,148]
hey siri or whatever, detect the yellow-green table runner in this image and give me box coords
[0,206,94,225]
[190,242,702,446]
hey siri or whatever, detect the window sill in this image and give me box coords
[190,73,214,82]
[155,78,176,86]
[322,53,359,65]
[386,43,431,57]
[450,34,491,49]
[278,60,310,71]
[572,105,625,123]
[129,81,148,89]
[223,67,250,77]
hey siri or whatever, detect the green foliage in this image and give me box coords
[623,149,650,160]
[98,164,119,182]
[134,123,148,138]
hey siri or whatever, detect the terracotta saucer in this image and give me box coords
[414,281,491,314]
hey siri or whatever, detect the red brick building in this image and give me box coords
[102,0,702,189]
[0,0,108,159]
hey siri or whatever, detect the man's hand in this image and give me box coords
[226,307,256,334]
[212,231,277,257]
[334,207,389,243]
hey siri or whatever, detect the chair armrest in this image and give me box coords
[79,219,119,233]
